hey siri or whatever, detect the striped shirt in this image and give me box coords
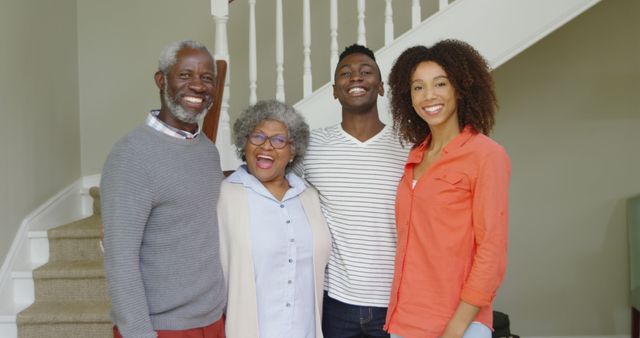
[146,109,200,139]
[299,124,409,307]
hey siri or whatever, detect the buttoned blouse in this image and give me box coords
[229,166,316,338]
[385,126,511,337]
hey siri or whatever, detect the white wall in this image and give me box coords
[0,0,81,265]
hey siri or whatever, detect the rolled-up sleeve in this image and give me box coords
[461,147,511,307]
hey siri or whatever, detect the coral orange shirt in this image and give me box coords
[385,126,511,337]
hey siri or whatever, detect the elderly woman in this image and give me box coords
[384,40,511,338]
[218,100,331,338]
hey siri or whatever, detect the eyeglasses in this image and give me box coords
[247,132,291,149]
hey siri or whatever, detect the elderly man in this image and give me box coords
[101,40,226,338]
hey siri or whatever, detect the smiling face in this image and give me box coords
[154,47,215,131]
[333,53,384,114]
[244,119,294,186]
[410,61,459,133]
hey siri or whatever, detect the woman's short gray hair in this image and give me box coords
[158,40,215,76]
[233,100,310,170]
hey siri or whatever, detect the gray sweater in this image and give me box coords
[101,124,226,338]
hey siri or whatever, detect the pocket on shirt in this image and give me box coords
[431,171,471,206]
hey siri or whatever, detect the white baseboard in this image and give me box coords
[0,175,95,308]
[0,321,17,338]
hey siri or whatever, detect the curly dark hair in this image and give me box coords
[388,39,497,145]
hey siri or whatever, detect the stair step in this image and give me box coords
[47,215,103,262]
[32,261,108,302]
[17,301,112,338]
[34,260,105,279]
[47,214,101,239]
[48,237,103,262]
[17,301,111,324]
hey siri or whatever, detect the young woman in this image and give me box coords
[384,40,511,338]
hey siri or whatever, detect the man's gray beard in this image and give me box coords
[162,82,209,124]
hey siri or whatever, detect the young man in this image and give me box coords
[101,40,226,338]
[298,44,409,337]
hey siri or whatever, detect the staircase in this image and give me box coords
[211,0,602,169]
[0,187,111,338]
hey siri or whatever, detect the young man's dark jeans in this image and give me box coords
[322,292,390,338]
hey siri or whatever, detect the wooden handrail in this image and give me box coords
[202,59,227,143]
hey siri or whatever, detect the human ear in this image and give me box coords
[154,71,165,90]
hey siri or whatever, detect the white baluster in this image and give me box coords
[329,0,338,79]
[357,0,366,46]
[302,0,312,98]
[275,0,285,102]
[439,0,449,10]
[384,0,393,46]
[411,0,421,28]
[249,0,257,105]
[211,0,240,170]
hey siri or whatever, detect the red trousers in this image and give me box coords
[113,316,225,338]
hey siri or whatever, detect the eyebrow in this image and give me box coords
[412,75,448,83]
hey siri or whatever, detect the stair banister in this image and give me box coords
[357,0,366,46]
[275,0,285,102]
[385,0,394,45]
[249,0,257,105]
[303,0,312,98]
[412,0,421,28]
[211,0,241,170]
[329,0,338,79]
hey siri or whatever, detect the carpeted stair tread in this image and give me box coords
[33,260,105,279]
[17,301,111,324]
[47,215,102,239]
[17,187,111,337]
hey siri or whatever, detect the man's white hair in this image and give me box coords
[158,40,216,76]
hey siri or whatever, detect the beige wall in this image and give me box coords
[0,0,81,264]
[491,0,639,334]
[76,0,217,175]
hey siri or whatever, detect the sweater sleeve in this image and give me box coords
[461,147,511,307]
[101,142,157,338]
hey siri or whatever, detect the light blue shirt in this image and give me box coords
[228,166,316,338]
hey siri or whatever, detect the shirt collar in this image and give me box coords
[228,165,307,201]
[407,125,476,164]
[146,109,200,139]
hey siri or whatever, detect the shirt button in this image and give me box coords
[286,220,291,224]
[280,204,285,208]
[288,259,293,263]
[286,303,291,307]
[288,280,292,284]
[290,238,295,243]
